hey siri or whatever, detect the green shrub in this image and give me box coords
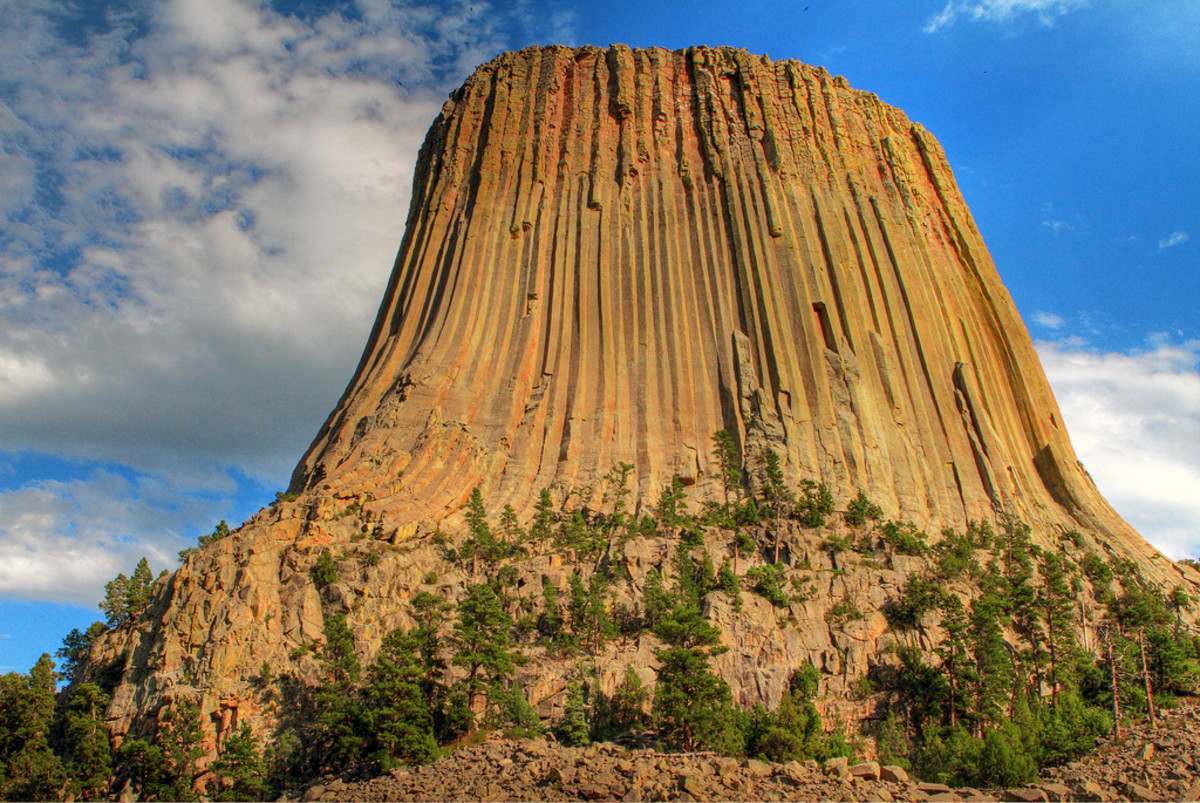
[311,549,339,587]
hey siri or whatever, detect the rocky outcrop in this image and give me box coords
[80,45,1199,752]
[300,703,1200,801]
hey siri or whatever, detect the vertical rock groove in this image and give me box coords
[293,44,1156,559]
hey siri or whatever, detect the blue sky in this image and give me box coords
[1,0,1197,674]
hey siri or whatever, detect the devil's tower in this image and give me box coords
[294,45,1146,555]
[87,45,1193,748]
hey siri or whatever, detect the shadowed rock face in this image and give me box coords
[84,45,1192,753]
[294,44,1141,552]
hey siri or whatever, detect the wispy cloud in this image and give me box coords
[1042,220,1072,236]
[1037,335,1200,559]
[924,0,1088,32]
[1033,311,1065,329]
[1159,230,1190,250]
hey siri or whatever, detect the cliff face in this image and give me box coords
[293,44,1139,550]
[84,46,1194,752]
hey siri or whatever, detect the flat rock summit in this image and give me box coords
[81,45,1197,771]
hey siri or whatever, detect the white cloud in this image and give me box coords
[1033,311,1065,329]
[0,468,222,603]
[924,0,1087,32]
[0,0,527,478]
[0,0,576,606]
[1159,230,1189,250]
[1042,220,1072,236]
[1037,336,1200,559]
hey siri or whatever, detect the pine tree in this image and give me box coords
[313,613,365,772]
[1038,551,1077,701]
[497,504,524,551]
[757,449,788,513]
[602,462,635,537]
[710,430,743,510]
[210,724,271,801]
[592,666,649,741]
[126,558,155,617]
[99,573,131,627]
[462,487,497,573]
[363,628,438,770]
[450,581,519,721]
[179,519,232,561]
[537,580,564,642]
[58,682,112,800]
[654,475,688,530]
[553,681,591,747]
[55,621,107,685]
[528,488,557,546]
[157,699,204,801]
[653,646,740,753]
[968,592,1011,734]
[409,592,450,715]
[0,656,65,801]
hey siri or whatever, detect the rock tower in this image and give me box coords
[86,45,1193,749]
[295,45,1148,555]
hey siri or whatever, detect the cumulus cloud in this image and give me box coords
[0,0,516,478]
[0,0,575,604]
[924,0,1087,32]
[1159,230,1190,250]
[0,468,223,603]
[1037,336,1200,559]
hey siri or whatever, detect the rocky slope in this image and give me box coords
[301,704,1200,802]
[80,44,1199,756]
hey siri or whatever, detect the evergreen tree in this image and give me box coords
[553,681,591,747]
[602,462,635,537]
[844,490,884,528]
[651,562,739,753]
[310,549,339,587]
[968,592,1011,734]
[1038,551,1078,700]
[500,504,524,545]
[592,666,649,741]
[935,594,973,730]
[116,737,173,801]
[462,487,499,573]
[0,656,65,801]
[313,613,364,772]
[795,479,834,529]
[450,581,519,721]
[654,475,688,530]
[55,621,107,686]
[179,519,232,561]
[537,580,565,642]
[210,724,271,801]
[653,646,739,753]
[125,558,155,619]
[157,699,204,801]
[99,573,131,628]
[710,430,743,510]
[362,628,438,770]
[528,488,557,546]
[57,682,112,800]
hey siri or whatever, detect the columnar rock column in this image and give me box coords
[295,44,1151,560]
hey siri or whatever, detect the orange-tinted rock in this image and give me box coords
[293,45,1158,565]
[82,45,1197,751]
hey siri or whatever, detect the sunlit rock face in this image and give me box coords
[295,44,1151,556]
[86,45,1192,751]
